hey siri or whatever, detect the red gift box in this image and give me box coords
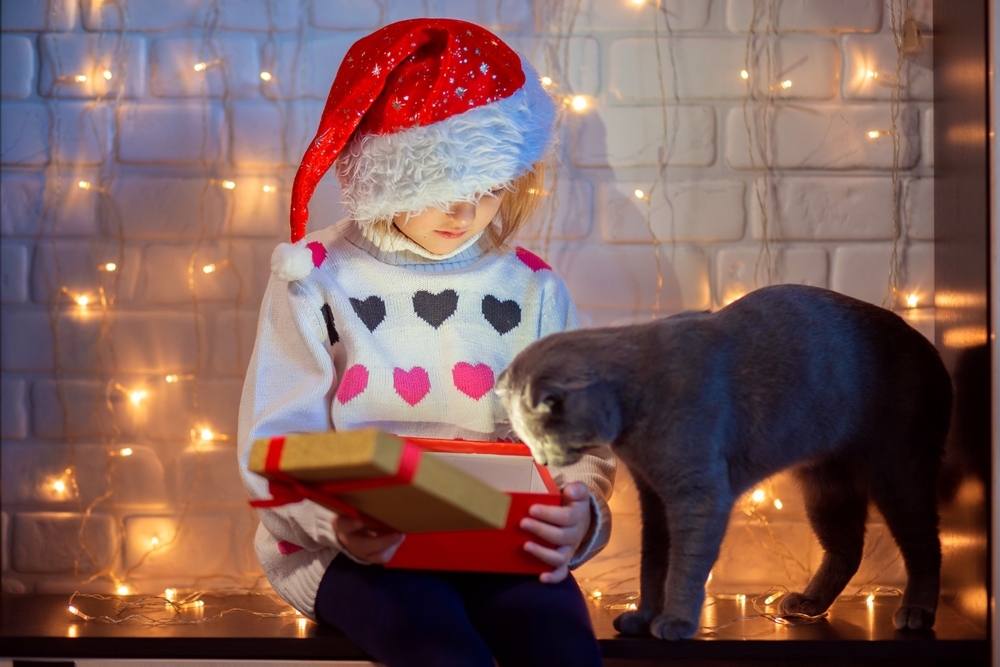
[385,438,561,575]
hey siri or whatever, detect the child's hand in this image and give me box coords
[333,516,405,564]
[520,481,592,584]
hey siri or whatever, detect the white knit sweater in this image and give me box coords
[238,219,616,619]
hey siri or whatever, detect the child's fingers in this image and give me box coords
[528,502,582,527]
[520,517,573,545]
[524,540,573,568]
[360,533,406,564]
[540,565,569,584]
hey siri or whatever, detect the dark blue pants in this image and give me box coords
[315,554,603,667]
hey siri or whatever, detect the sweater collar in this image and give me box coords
[344,220,492,269]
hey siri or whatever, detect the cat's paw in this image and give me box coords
[649,614,698,640]
[613,610,651,636]
[778,592,829,617]
[894,605,936,630]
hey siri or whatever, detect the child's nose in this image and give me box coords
[449,202,477,225]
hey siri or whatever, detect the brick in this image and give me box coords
[383,0,529,29]
[284,101,324,164]
[831,242,933,307]
[544,243,710,310]
[922,108,933,168]
[519,178,593,242]
[32,241,141,303]
[710,519,813,592]
[716,247,829,306]
[213,309,260,374]
[0,103,50,165]
[505,37,600,97]
[268,38,357,99]
[0,311,206,372]
[232,100,285,166]
[1,442,166,505]
[218,0,300,31]
[602,180,745,243]
[146,377,242,441]
[12,512,119,573]
[231,175,286,237]
[1,376,27,438]
[611,37,839,101]
[81,0,206,31]
[123,514,233,576]
[2,0,76,31]
[568,0,711,32]
[726,105,920,170]
[842,35,933,101]
[110,176,228,238]
[302,169,349,234]
[727,0,882,33]
[1,172,44,235]
[142,242,254,305]
[54,102,112,165]
[310,0,390,30]
[39,34,146,99]
[175,445,246,506]
[38,170,103,237]
[904,178,933,241]
[571,106,716,168]
[150,37,260,99]
[117,102,226,165]
[750,177,894,241]
[1,242,28,303]
[1,35,35,98]
[30,379,137,438]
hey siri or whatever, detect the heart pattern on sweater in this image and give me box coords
[482,295,521,334]
[452,362,494,400]
[350,296,386,332]
[336,364,369,404]
[413,289,459,328]
[515,246,551,272]
[394,367,430,406]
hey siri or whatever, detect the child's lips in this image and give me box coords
[435,230,466,239]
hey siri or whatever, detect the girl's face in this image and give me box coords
[392,191,504,255]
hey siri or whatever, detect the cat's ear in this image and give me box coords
[534,388,564,414]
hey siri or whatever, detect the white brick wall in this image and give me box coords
[1,0,932,596]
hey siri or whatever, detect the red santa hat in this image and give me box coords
[271,18,557,281]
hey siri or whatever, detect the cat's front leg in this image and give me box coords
[651,492,731,640]
[613,473,670,636]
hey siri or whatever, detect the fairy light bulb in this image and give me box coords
[200,428,214,441]
[202,264,216,274]
[120,447,133,456]
[866,69,877,79]
[751,489,765,503]
[75,74,88,83]
[117,585,130,596]
[740,69,749,80]
[165,374,179,383]
[68,605,79,615]
[103,70,113,80]
[631,0,645,5]
[906,294,919,308]
[75,295,90,307]
[634,189,646,200]
[868,130,881,139]
[780,79,792,89]
[103,262,117,271]
[773,498,783,510]
[165,588,177,601]
[129,390,147,405]
[866,593,875,607]
[765,591,783,604]
[262,184,276,193]
[570,95,588,111]
[193,62,208,72]
[150,536,160,547]
[540,76,552,86]
[591,590,602,599]
[260,71,273,81]
[53,479,66,493]
[78,180,92,190]
[222,180,236,190]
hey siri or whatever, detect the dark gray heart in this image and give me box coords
[321,303,339,344]
[482,295,521,335]
[350,296,386,332]
[413,290,458,329]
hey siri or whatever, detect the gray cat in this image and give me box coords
[496,284,951,640]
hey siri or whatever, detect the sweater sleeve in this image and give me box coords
[537,277,617,568]
[238,274,346,554]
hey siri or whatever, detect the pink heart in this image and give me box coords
[515,246,551,272]
[394,367,430,406]
[452,362,495,401]
[336,364,369,404]
[277,540,303,555]
[306,241,327,268]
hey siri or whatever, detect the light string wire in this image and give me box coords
[883,0,904,308]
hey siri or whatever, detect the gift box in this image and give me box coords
[249,429,511,533]
[249,430,561,574]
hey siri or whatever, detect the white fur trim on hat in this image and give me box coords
[271,242,314,281]
[335,57,557,227]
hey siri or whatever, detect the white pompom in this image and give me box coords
[270,242,314,281]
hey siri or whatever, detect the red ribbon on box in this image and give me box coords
[249,436,424,531]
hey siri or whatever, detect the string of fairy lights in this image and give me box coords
[16,0,926,631]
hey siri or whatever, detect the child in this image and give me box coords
[238,18,616,667]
